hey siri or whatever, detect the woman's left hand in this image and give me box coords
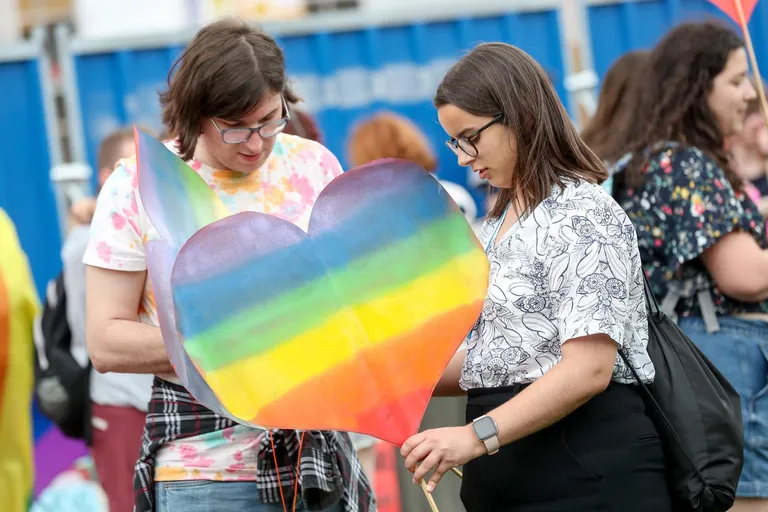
[400,425,486,492]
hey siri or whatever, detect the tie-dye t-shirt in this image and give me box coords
[83,133,343,481]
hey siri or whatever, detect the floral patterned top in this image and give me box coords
[615,143,768,318]
[460,180,654,390]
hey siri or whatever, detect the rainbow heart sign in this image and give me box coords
[137,129,488,445]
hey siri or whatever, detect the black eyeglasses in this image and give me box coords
[210,96,291,144]
[445,115,503,157]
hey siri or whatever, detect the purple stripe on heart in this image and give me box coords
[308,158,436,235]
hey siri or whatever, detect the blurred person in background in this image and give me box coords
[581,50,649,194]
[729,76,768,217]
[70,129,136,225]
[62,127,154,512]
[83,19,370,512]
[0,208,39,512]
[612,21,767,511]
[401,42,670,511]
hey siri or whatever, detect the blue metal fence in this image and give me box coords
[0,29,62,295]
[589,0,768,83]
[60,3,566,207]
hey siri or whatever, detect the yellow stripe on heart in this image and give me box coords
[202,249,488,420]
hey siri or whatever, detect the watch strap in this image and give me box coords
[483,435,500,455]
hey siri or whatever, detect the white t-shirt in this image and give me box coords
[83,133,344,481]
[461,180,655,390]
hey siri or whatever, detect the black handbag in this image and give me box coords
[619,276,743,512]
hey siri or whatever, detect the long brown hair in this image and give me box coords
[618,21,745,190]
[581,51,649,163]
[160,18,299,161]
[434,43,608,219]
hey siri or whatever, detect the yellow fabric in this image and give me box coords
[0,208,38,512]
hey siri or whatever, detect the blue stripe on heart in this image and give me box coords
[171,176,456,340]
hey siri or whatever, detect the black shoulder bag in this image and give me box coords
[619,276,743,512]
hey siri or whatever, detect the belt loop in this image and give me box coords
[697,290,721,334]
[660,290,681,324]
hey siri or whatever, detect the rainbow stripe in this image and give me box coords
[135,128,228,249]
[170,165,487,444]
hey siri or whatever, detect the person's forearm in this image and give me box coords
[485,358,610,446]
[434,350,467,397]
[87,320,174,374]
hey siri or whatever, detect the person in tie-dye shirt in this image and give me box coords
[83,19,365,512]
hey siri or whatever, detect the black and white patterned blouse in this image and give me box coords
[460,180,655,390]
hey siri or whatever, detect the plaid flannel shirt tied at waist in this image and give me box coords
[133,377,376,512]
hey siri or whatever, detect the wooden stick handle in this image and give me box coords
[420,480,440,512]
[451,467,464,479]
[735,0,768,126]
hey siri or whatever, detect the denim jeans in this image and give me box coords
[679,316,768,498]
[154,480,344,512]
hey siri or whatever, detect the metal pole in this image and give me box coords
[559,0,599,129]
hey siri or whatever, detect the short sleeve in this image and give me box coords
[82,163,147,271]
[550,197,638,347]
[655,149,749,270]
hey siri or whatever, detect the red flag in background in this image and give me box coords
[707,0,759,24]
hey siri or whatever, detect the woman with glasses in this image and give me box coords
[400,43,672,511]
[82,19,372,512]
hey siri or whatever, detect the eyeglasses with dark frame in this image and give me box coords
[445,114,503,158]
[210,96,291,144]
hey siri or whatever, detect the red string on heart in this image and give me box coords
[269,431,306,512]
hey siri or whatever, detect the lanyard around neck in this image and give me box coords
[485,204,510,252]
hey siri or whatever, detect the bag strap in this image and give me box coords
[643,273,660,316]
[660,277,720,334]
[619,273,705,481]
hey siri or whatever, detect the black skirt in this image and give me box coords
[460,383,673,512]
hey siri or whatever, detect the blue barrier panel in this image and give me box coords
[63,3,566,211]
[283,8,566,204]
[0,32,63,295]
[589,0,768,83]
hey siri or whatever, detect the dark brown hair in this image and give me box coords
[435,43,608,219]
[97,127,135,170]
[160,18,298,161]
[617,21,744,190]
[581,51,649,163]
[347,111,437,171]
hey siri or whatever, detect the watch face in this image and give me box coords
[472,416,497,440]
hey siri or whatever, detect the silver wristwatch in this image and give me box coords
[471,415,500,455]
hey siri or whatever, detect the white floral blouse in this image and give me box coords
[460,180,655,390]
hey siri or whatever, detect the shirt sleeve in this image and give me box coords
[655,148,751,272]
[82,162,147,271]
[550,195,639,347]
